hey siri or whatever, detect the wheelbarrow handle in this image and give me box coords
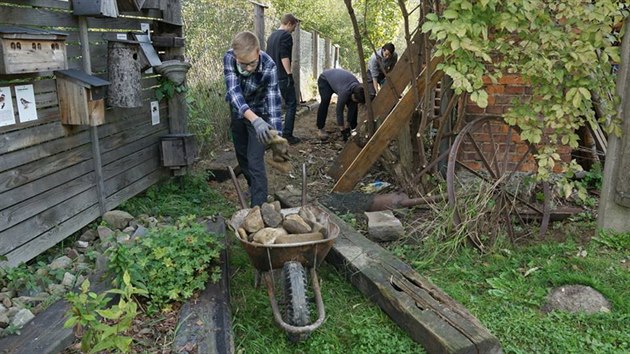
[228,166,248,209]
[302,163,307,207]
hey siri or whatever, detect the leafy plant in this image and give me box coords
[64,272,147,353]
[155,76,187,102]
[107,215,222,313]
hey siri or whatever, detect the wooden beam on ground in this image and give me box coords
[173,216,234,353]
[332,59,444,192]
[321,204,502,354]
[327,31,423,180]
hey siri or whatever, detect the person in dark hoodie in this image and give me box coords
[316,68,366,142]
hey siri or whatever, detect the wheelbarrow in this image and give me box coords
[227,165,339,342]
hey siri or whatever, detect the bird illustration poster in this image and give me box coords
[0,86,16,127]
[151,101,159,125]
[15,84,38,123]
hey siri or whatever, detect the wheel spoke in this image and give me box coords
[466,131,498,179]
[485,121,502,177]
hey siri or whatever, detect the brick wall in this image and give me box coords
[458,74,571,174]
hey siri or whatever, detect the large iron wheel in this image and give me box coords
[446,117,550,249]
[281,261,310,342]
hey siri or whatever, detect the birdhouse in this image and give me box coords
[55,69,110,126]
[117,0,146,12]
[107,39,142,108]
[160,134,197,168]
[72,0,119,18]
[0,26,68,75]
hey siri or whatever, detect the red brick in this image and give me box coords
[485,105,505,115]
[486,84,505,95]
[504,85,526,94]
[467,104,485,113]
[499,74,525,85]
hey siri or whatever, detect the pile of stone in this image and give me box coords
[235,203,330,245]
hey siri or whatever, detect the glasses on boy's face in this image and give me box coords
[237,58,259,69]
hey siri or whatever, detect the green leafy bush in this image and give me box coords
[107,216,222,313]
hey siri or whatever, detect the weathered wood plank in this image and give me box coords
[0,187,98,256]
[0,272,111,352]
[321,204,502,354]
[99,114,167,153]
[0,0,71,10]
[102,127,167,166]
[102,143,159,178]
[104,153,160,196]
[0,158,93,210]
[0,120,68,155]
[332,60,444,192]
[105,168,165,210]
[0,171,95,232]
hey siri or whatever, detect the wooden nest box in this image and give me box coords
[0,26,68,75]
[55,69,110,126]
[72,0,119,18]
[160,134,197,168]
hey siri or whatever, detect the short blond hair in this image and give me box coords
[232,31,259,57]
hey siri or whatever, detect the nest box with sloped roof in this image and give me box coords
[55,69,110,126]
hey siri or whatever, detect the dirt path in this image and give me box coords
[205,102,364,206]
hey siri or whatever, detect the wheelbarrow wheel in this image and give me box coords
[282,261,310,342]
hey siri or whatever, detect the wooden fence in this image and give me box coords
[0,0,186,267]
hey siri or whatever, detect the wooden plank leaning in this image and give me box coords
[322,204,502,354]
[327,30,422,180]
[332,56,444,193]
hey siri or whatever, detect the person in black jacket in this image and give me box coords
[266,13,301,145]
[316,68,366,142]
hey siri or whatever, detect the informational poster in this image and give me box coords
[0,86,16,127]
[151,101,160,125]
[14,84,37,123]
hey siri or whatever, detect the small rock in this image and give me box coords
[75,240,89,251]
[0,304,7,314]
[365,210,404,242]
[47,284,65,296]
[122,226,136,235]
[252,227,287,245]
[283,214,311,234]
[11,309,35,329]
[61,272,77,288]
[49,256,73,270]
[97,225,115,241]
[79,229,98,242]
[261,202,283,228]
[299,207,317,226]
[95,254,109,274]
[271,200,282,212]
[0,313,9,329]
[132,225,149,238]
[116,234,132,244]
[65,248,80,260]
[103,210,134,230]
[242,207,264,234]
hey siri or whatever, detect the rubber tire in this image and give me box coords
[282,261,310,342]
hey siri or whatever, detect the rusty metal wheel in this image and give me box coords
[446,117,550,249]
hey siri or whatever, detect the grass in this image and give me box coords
[390,220,630,353]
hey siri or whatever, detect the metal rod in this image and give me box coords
[302,163,307,206]
[228,166,247,209]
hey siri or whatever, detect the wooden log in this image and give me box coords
[107,41,143,108]
[320,204,502,354]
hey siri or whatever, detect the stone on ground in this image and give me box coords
[365,210,404,242]
[542,284,611,314]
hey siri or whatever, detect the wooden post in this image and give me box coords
[598,15,630,232]
[250,1,267,52]
[293,22,302,102]
[78,16,107,215]
[312,31,319,79]
[324,38,332,69]
[334,45,339,68]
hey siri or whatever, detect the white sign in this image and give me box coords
[151,101,160,125]
[0,86,16,127]
[14,84,37,122]
[116,33,127,40]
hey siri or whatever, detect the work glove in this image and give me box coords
[251,117,273,144]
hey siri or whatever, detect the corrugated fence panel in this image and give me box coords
[0,0,175,267]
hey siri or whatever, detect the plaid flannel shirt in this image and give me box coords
[223,49,282,132]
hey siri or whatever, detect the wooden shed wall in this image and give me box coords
[0,0,180,267]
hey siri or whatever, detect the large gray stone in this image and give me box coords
[261,202,283,228]
[542,285,611,314]
[49,256,72,270]
[365,210,404,242]
[11,308,34,329]
[103,210,134,230]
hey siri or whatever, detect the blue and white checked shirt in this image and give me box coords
[223,49,282,132]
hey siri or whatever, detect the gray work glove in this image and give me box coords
[251,117,273,144]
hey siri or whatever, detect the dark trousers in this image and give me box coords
[231,115,268,207]
[316,76,334,130]
[279,77,297,137]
